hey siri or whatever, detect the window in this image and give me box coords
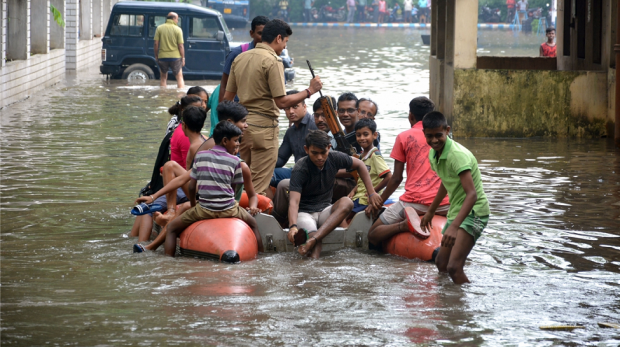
[110,14,145,37]
[189,17,220,39]
[149,16,182,38]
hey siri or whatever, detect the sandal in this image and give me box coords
[131,203,164,216]
[133,244,146,253]
[404,206,430,240]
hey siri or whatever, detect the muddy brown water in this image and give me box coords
[1,28,619,345]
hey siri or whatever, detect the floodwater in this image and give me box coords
[2,28,619,345]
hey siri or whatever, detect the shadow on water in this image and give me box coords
[1,28,620,345]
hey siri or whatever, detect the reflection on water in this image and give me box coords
[1,28,619,345]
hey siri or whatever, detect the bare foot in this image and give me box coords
[297,237,317,256]
[154,210,175,227]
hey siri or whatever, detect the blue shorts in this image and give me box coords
[352,199,367,213]
[147,188,188,216]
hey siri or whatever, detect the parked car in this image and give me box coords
[100,2,233,82]
[201,0,250,29]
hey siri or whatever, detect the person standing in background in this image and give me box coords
[304,0,313,22]
[404,0,413,23]
[540,27,556,57]
[347,0,356,23]
[153,12,185,89]
[506,0,516,23]
[378,0,387,23]
[372,0,380,22]
[357,0,367,22]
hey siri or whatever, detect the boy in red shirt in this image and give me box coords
[367,97,449,246]
[540,27,556,57]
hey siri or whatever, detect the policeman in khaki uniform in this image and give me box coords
[224,19,322,195]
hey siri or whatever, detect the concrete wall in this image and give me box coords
[1,0,115,108]
[430,0,616,138]
[7,0,29,61]
[1,0,6,68]
[452,69,610,137]
[0,49,66,107]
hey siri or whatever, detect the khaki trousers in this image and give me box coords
[240,114,279,195]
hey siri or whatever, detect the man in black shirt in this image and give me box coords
[287,130,383,258]
[269,90,317,194]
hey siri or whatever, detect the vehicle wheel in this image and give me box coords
[122,63,155,83]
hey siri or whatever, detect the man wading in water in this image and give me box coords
[224,19,322,195]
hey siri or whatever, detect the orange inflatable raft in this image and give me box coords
[382,215,447,261]
[177,193,272,263]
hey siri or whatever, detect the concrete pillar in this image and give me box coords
[453,0,477,69]
[1,0,6,67]
[80,0,91,40]
[7,0,29,61]
[65,0,78,69]
[93,0,101,37]
[50,0,65,49]
[31,0,50,55]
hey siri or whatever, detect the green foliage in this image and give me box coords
[50,4,65,28]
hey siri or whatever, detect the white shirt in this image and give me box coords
[404,0,413,11]
[517,0,527,11]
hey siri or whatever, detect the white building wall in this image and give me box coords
[1,0,112,108]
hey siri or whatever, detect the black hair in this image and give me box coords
[286,90,299,95]
[337,92,359,108]
[354,118,377,133]
[358,98,379,115]
[409,96,435,122]
[169,95,203,117]
[216,101,248,123]
[187,86,208,98]
[305,130,331,150]
[251,16,269,32]
[166,13,176,20]
[313,96,337,112]
[213,121,242,145]
[422,111,448,130]
[182,106,207,133]
[546,27,556,33]
[261,19,292,44]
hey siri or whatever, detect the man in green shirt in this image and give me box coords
[420,111,490,285]
[154,12,185,88]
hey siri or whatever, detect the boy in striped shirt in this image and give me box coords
[164,121,263,256]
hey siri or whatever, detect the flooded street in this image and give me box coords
[2,28,620,345]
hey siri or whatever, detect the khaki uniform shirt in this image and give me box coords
[226,43,286,120]
[154,19,184,59]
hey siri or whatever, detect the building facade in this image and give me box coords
[0,0,119,109]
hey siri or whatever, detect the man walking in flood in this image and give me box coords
[154,12,185,89]
[224,19,323,195]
